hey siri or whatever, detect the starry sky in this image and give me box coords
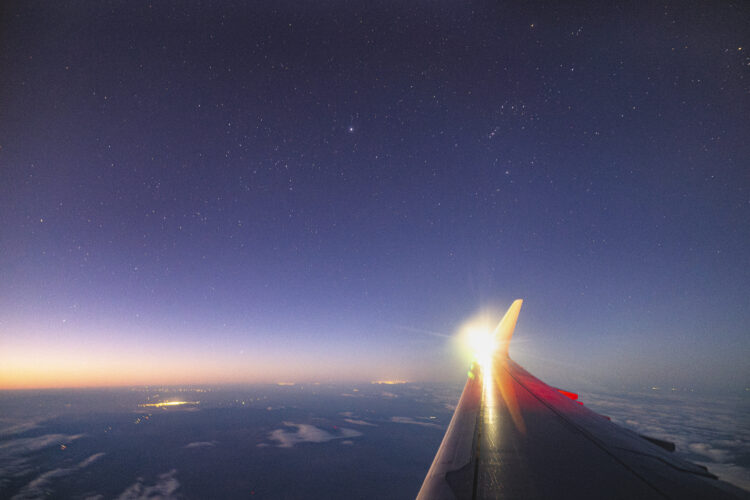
[1,1,748,391]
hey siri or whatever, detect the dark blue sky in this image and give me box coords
[1,1,748,390]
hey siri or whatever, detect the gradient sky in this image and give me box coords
[1,1,748,391]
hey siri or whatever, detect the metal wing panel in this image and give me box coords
[502,358,748,499]
[472,358,662,499]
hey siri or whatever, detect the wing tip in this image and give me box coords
[495,298,523,357]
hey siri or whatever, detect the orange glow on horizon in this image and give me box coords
[0,322,443,390]
[0,345,281,390]
[0,342,422,390]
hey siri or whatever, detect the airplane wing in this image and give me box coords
[417,299,748,499]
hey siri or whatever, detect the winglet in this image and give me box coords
[493,299,523,358]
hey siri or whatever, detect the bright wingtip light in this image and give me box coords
[467,326,497,371]
[460,300,523,371]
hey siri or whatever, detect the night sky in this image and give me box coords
[1,1,748,391]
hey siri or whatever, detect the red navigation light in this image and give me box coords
[557,389,579,401]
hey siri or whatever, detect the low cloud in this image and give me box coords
[697,462,750,492]
[0,433,84,455]
[11,452,105,500]
[268,423,362,448]
[0,420,43,438]
[389,417,441,428]
[581,390,750,492]
[184,441,217,449]
[0,433,86,490]
[115,469,179,500]
[343,418,377,427]
[688,443,731,463]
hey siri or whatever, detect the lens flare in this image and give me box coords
[466,326,497,371]
[455,312,501,372]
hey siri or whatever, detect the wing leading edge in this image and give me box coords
[417,300,748,499]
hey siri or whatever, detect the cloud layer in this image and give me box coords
[0,433,86,493]
[268,423,362,448]
[389,417,441,428]
[11,452,105,500]
[184,441,217,449]
[116,469,180,500]
[581,390,750,491]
